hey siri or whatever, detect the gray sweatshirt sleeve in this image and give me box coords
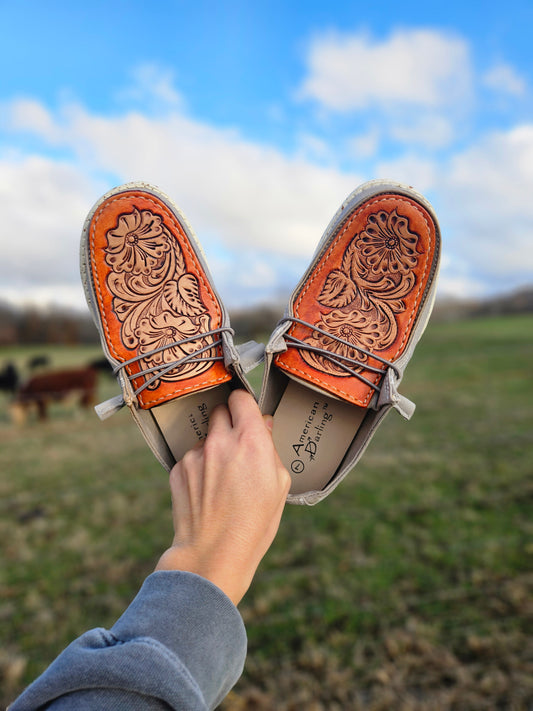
[9,571,247,710]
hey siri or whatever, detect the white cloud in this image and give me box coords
[4,100,360,259]
[296,132,333,162]
[117,63,185,111]
[0,283,88,310]
[435,253,486,300]
[483,63,527,97]
[298,28,473,112]
[436,274,486,301]
[2,98,62,143]
[0,154,105,308]
[348,127,381,159]
[389,114,455,150]
[440,124,533,279]
[373,155,438,194]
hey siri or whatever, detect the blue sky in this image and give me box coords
[1,0,532,311]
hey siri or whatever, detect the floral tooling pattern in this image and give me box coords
[300,208,420,376]
[104,207,216,388]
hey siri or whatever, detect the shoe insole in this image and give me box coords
[272,380,366,495]
[152,384,232,462]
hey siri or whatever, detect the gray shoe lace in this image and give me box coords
[282,317,399,393]
[112,327,234,397]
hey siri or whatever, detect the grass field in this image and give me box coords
[1,315,532,710]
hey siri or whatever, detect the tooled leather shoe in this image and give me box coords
[80,182,263,470]
[260,180,441,505]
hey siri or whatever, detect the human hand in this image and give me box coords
[155,389,291,605]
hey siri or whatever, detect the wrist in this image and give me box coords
[155,545,249,606]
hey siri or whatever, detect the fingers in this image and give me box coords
[226,389,265,432]
[207,399,233,435]
[174,388,289,498]
[207,389,265,437]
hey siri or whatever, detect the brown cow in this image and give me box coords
[12,367,97,422]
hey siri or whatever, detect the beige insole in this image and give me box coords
[152,384,232,462]
[272,380,366,495]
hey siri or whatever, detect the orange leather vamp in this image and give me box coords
[275,194,438,407]
[89,191,231,409]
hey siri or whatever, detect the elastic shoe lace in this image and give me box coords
[282,317,399,394]
[113,327,234,396]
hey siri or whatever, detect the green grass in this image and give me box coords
[1,315,532,710]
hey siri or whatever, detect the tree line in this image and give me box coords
[1,286,531,346]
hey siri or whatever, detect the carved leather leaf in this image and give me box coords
[318,270,358,308]
[164,274,205,317]
[341,239,359,281]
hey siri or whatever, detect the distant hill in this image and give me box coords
[1,286,532,345]
[432,286,533,322]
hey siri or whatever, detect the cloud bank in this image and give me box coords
[299,28,473,112]
[0,26,531,311]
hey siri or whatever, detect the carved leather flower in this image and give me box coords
[105,208,170,275]
[302,308,382,376]
[136,310,211,360]
[356,209,418,276]
[134,310,214,383]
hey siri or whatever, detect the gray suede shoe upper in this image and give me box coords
[260,180,441,504]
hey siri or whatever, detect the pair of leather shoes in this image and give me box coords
[81,180,440,504]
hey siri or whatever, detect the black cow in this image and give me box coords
[0,362,20,394]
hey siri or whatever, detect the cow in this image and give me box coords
[27,355,50,370]
[0,362,20,394]
[11,367,97,422]
[88,357,114,377]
